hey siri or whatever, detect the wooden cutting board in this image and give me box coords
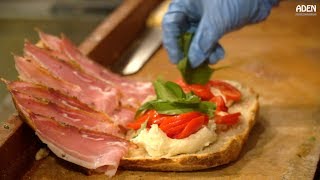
[5,0,320,179]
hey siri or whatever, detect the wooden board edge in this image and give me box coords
[79,0,163,67]
[0,115,42,180]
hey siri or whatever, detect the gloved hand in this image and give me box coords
[162,0,278,68]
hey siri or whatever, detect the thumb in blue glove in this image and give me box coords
[162,0,278,68]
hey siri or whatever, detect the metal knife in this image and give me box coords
[113,0,170,75]
[119,27,162,75]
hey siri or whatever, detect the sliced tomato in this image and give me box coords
[175,79,191,93]
[203,114,209,125]
[176,79,213,100]
[159,112,202,132]
[164,123,188,138]
[174,116,205,139]
[188,84,213,100]
[147,111,168,127]
[149,116,167,126]
[127,108,210,139]
[126,122,142,130]
[209,80,241,101]
[126,110,156,130]
[215,112,241,125]
[210,96,228,112]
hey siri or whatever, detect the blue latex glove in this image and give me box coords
[162,0,278,68]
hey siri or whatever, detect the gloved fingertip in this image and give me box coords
[167,49,184,64]
[187,35,207,68]
[252,0,276,23]
[188,50,206,68]
[209,45,225,64]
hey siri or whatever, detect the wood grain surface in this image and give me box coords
[21,1,320,179]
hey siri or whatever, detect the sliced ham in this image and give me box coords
[10,89,123,137]
[38,31,154,109]
[38,31,121,83]
[14,55,81,96]
[8,81,94,112]
[111,108,136,127]
[60,36,154,107]
[118,81,154,109]
[31,114,129,177]
[23,42,119,114]
[37,30,62,52]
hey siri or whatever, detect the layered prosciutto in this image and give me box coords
[5,32,154,176]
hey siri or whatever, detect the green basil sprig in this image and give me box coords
[177,33,214,85]
[136,80,216,118]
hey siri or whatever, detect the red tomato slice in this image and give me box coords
[210,96,228,112]
[164,122,188,138]
[209,80,241,101]
[188,84,214,100]
[215,112,241,125]
[126,120,145,130]
[176,79,191,93]
[127,108,210,139]
[176,79,214,100]
[127,110,156,130]
[174,116,205,139]
[149,116,167,126]
[159,112,202,131]
[203,114,209,125]
[147,111,168,127]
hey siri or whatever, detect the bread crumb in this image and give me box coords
[35,147,50,160]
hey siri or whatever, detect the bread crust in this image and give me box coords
[120,81,259,171]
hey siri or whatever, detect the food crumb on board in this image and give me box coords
[3,123,10,129]
[35,148,50,161]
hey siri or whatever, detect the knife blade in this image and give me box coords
[112,0,170,75]
[119,27,162,75]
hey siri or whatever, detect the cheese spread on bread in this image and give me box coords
[132,121,217,157]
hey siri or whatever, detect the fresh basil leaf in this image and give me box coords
[156,107,195,115]
[175,94,200,104]
[153,80,184,101]
[153,80,174,101]
[198,101,216,118]
[150,101,195,114]
[136,79,216,117]
[177,33,214,85]
[164,81,185,99]
[187,63,214,85]
[178,32,193,56]
[177,57,189,83]
[135,99,157,117]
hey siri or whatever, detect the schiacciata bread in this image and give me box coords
[120,81,259,171]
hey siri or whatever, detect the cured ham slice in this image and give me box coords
[37,30,62,52]
[60,36,154,107]
[38,31,154,109]
[14,55,81,96]
[32,114,129,177]
[8,81,94,112]
[38,31,123,83]
[111,108,136,127]
[8,81,131,129]
[10,87,123,137]
[24,42,119,114]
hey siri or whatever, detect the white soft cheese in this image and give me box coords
[210,87,234,107]
[131,122,217,157]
